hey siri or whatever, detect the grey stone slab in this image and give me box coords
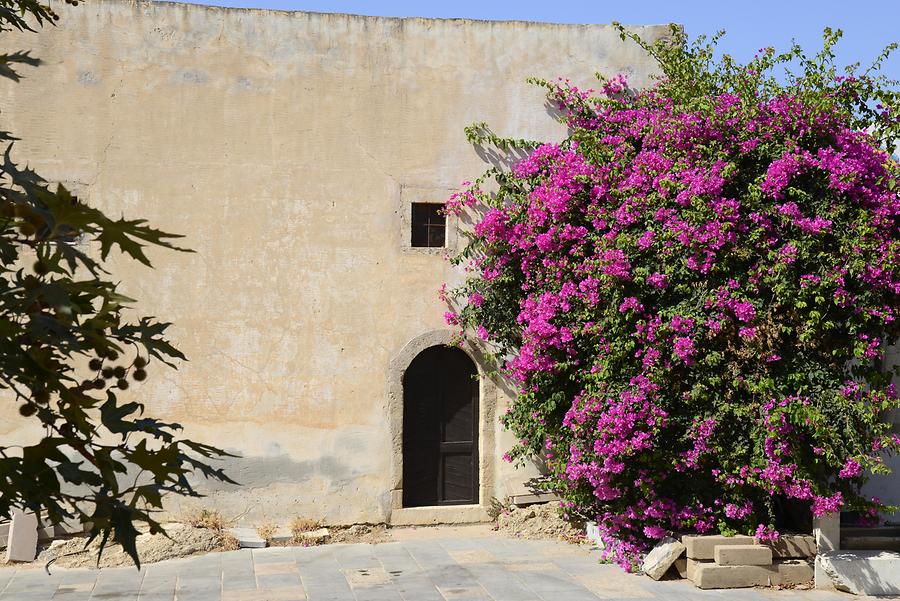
[293,544,336,559]
[90,575,141,599]
[466,570,538,601]
[252,548,295,564]
[401,543,456,567]
[135,594,175,601]
[219,551,254,570]
[437,538,483,551]
[176,578,221,592]
[0,594,56,601]
[303,590,355,601]
[296,552,342,572]
[512,569,586,594]
[88,588,139,601]
[1,572,62,595]
[256,573,301,589]
[138,578,175,594]
[172,592,220,601]
[296,554,347,586]
[140,563,180,577]
[333,545,380,571]
[433,585,492,601]
[50,592,93,601]
[57,571,99,586]
[352,588,403,601]
[393,580,445,601]
[424,564,478,589]
[303,580,353,595]
[221,577,256,592]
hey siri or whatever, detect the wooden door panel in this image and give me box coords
[442,453,475,502]
[402,346,478,507]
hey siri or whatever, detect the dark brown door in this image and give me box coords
[402,346,479,507]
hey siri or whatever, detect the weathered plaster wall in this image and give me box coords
[0,0,668,524]
[865,346,900,519]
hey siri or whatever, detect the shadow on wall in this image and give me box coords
[197,452,361,493]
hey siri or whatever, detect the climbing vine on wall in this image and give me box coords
[445,25,900,569]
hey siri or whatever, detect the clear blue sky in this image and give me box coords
[167,0,900,81]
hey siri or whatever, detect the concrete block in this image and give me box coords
[818,550,900,596]
[682,535,754,560]
[641,537,685,580]
[673,557,687,579]
[509,492,559,506]
[269,528,293,544]
[692,559,813,589]
[714,544,772,566]
[767,534,816,558]
[298,528,330,544]
[814,512,840,554]
[842,535,900,551]
[228,528,266,549]
[585,522,602,546]
[5,509,38,562]
[686,558,709,582]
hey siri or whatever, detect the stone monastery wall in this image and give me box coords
[0,0,670,523]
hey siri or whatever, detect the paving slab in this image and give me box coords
[0,530,883,601]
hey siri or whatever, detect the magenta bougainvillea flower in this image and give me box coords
[446,27,900,570]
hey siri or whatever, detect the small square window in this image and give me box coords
[411,203,446,248]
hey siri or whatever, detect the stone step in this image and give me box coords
[842,535,900,551]
[714,544,772,566]
[841,526,900,538]
[691,559,813,589]
[682,533,815,560]
[682,535,754,560]
[766,534,815,559]
[817,550,900,595]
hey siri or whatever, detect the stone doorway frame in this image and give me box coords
[387,330,496,525]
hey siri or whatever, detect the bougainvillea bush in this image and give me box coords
[445,26,900,569]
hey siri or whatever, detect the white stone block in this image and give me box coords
[227,527,266,549]
[682,535,754,560]
[818,550,900,596]
[298,528,330,544]
[814,512,840,553]
[642,537,685,580]
[6,509,38,562]
[714,544,772,566]
[585,521,602,547]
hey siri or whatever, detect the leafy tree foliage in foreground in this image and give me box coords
[0,0,234,566]
[446,26,900,569]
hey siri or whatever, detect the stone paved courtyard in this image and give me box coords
[0,529,878,601]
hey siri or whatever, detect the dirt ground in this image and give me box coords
[323,524,390,545]
[34,522,223,569]
[4,504,580,570]
[495,502,584,542]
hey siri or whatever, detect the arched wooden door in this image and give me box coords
[402,346,479,507]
